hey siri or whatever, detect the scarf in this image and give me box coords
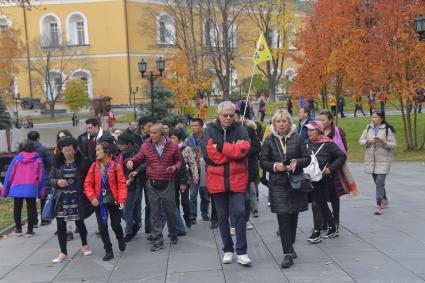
[99,160,111,225]
[332,126,347,154]
[310,135,333,144]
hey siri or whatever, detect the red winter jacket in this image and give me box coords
[84,159,128,205]
[131,136,182,182]
[203,120,250,194]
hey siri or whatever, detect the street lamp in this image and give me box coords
[14,92,20,129]
[415,14,425,41]
[138,57,165,119]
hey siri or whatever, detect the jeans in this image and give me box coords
[14,197,37,233]
[176,187,190,226]
[57,217,87,254]
[230,184,252,227]
[140,180,151,233]
[94,205,124,252]
[189,182,209,220]
[277,213,298,254]
[213,192,247,255]
[249,182,258,213]
[122,188,140,235]
[372,174,387,205]
[146,180,177,243]
[161,207,186,235]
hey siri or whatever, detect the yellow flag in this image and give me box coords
[253,33,272,64]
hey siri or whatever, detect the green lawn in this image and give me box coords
[0,199,15,232]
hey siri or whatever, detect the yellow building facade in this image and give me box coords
[0,0,304,106]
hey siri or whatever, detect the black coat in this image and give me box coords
[261,130,311,214]
[245,123,261,182]
[50,151,93,220]
[77,130,117,163]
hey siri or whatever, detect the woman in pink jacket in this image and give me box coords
[1,140,46,237]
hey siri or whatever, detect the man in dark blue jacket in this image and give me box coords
[297,108,312,141]
[28,131,53,226]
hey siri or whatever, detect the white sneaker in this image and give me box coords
[246,222,254,230]
[230,227,236,236]
[222,252,233,264]
[236,254,252,266]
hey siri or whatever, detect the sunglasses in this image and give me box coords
[221,114,235,118]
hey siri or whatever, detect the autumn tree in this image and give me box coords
[30,36,89,118]
[63,80,88,114]
[245,0,296,102]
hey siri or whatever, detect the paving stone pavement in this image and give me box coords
[0,162,424,283]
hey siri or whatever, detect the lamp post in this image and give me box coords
[14,93,20,129]
[138,57,165,119]
[415,14,425,41]
[131,86,139,120]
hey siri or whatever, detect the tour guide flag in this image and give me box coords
[253,33,272,64]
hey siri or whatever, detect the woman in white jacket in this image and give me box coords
[359,111,397,215]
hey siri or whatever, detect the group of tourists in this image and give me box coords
[0,100,397,269]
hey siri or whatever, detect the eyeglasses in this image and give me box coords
[220,114,235,118]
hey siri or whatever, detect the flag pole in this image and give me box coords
[241,62,257,123]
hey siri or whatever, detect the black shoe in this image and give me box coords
[103,251,114,261]
[40,220,51,226]
[131,223,141,237]
[151,241,165,252]
[118,238,126,252]
[124,235,132,243]
[291,252,297,259]
[202,215,210,221]
[191,219,197,225]
[33,224,38,228]
[177,231,187,237]
[147,235,155,241]
[276,229,280,236]
[185,219,192,229]
[281,254,294,269]
[323,227,339,239]
[170,237,178,245]
[253,210,259,218]
[210,221,218,229]
[320,223,328,232]
[308,230,322,244]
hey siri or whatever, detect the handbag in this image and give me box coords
[303,143,326,182]
[273,136,314,193]
[288,173,314,193]
[41,190,56,221]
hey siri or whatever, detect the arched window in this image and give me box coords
[45,71,63,100]
[67,12,89,46]
[40,14,62,47]
[157,13,175,46]
[71,69,93,98]
[0,16,11,31]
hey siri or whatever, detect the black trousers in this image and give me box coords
[57,217,88,254]
[14,197,37,233]
[328,185,340,228]
[210,195,217,222]
[310,183,335,231]
[94,205,124,252]
[277,213,298,255]
[175,187,190,226]
[143,183,151,233]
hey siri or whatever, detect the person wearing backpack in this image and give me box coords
[84,142,128,261]
[359,111,396,215]
[305,121,346,244]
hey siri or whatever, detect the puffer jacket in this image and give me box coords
[50,151,93,219]
[359,123,397,174]
[243,120,261,183]
[1,152,45,198]
[260,126,310,214]
[84,159,128,204]
[202,120,250,194]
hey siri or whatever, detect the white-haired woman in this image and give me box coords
[260,110,310,269]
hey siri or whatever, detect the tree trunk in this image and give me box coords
[49,101,56,118]
[268,78,276,102]
[413,99,418,149]
[420,127,425,150]
[406,98,414,150]
[399,97,410,150]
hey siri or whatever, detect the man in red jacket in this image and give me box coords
[126,123,182,251]
[203,101,252,266]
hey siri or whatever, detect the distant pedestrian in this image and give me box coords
[1,140,45,237]
[258,94,266,122]
[378,89,387,113]
[50,137,93,263]
[354,95,366,117]
[367,90,376,116]
[359,111,397,215]
[338,96,346,118]
[72,113,77,127]
[329,95,337,116]
[84,142,127,261]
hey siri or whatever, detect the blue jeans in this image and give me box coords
[161,207,187,235]
[189,181,209,220]
[122,188,140,236]
[230,184,252,227]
